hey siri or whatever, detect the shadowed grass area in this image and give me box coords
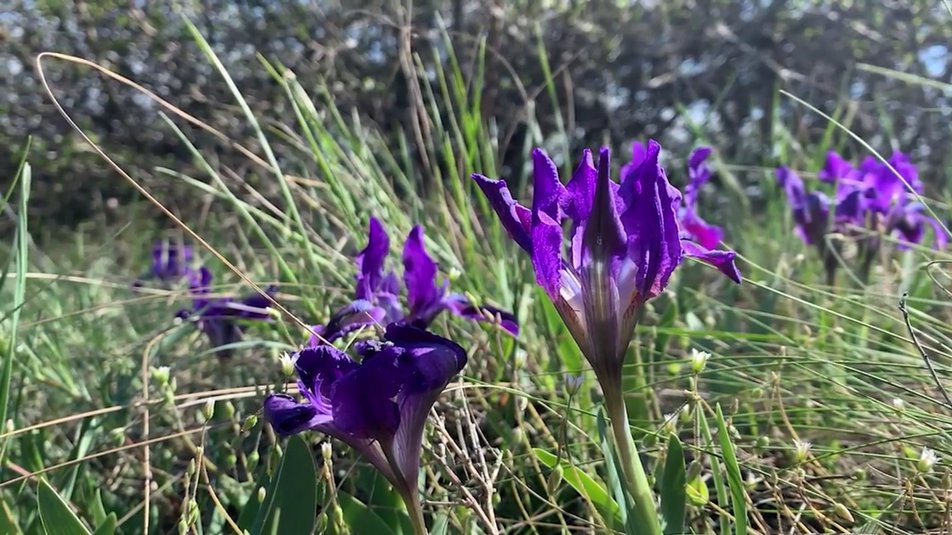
[1,15,951,535]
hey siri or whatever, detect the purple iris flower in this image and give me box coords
[777,150,947,285]
[310,218,518,344]
[886,201,950,251]
[265,322,466,510]
[806,150,944,249]
[471,141,741,384]
[817,150,863,184]
[179,267,276,356]
[134,240,196,286]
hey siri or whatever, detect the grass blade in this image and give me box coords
[37,478,92,535]
[715,403,747,535]
[0,159,30,444]
[659,435,686,534]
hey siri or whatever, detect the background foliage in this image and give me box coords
[4,0,952,226]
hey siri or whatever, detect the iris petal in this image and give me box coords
[565,149,596,221]
[356,217,391,301]
[470,174,532,252]
[314,299,387,344]
[403,226,444,322]
[264,394,334,436]
[620,141,684,300]
[443,293,519,336]
[818,150,855,183]
[331,352,402,439]
[681,240,742,284]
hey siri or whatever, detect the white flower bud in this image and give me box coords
[917,447,938,473]
[690,349,710,375]
[202,399,216,421]
[793,439,812,463]
[564,374,584,396]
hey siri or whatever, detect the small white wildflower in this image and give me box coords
[690,349,711,375]
[891,398,905,413]
[917,447,938,473]
[679,405,692,423]
[277,352,298,377]
[793,439,812,463]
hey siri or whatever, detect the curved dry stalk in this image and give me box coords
[898,293,952,410]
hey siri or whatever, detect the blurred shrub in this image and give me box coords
[2,0,950,228]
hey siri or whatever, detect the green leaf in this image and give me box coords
[659,435,686,535]
[698,409,730,535]
[250,435,318,535]
[429,513,450,535]
[653,298,679,355]
[237,477,268,530]
[87,488,108,528]
[339,492,398,535]
[91,514,116,535]
[533,448,622,529]
[715,404,748,535]
[0,500,22,535]
[354,469,411,534]
[37,479,92,535]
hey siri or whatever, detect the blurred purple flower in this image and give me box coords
[180,266,276,356]
[311,218,518,344]
[265,322,466,502]
[679,146,725,249]
[135,240,195,286]
[785,151,945,250]
[886,201,949,251]
[472,141,740,384]
[777,150,947,285]
[776,166,831,246]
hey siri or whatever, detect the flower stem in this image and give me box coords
[405,490,428,535]
[604,386,662,535]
